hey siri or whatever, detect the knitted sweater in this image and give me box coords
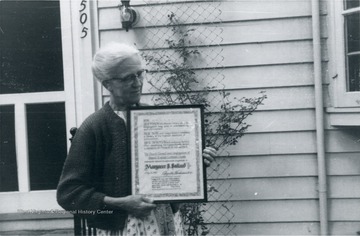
[57,102,131,230]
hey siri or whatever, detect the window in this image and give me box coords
[330,0,360,107]
[0,1,64,94]
[0,0,99,213]
[344,1,360,92]
[0,0,73,193]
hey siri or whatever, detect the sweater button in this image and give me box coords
[116,177,119,181]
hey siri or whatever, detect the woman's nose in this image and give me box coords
[132,76,143,86]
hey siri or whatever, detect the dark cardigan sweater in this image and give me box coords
[57,102,131,230]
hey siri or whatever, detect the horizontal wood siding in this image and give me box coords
[209,222,320,235]
[208,222,360,236]
[100,16,328,47]
[97,0,360,235]
[212,153,360,179]
[0,214,73,232]
[98,1,327,30]
[202,199,360,223]
[326,127,360,235]
[202,200,319,223]
[208,176,360,201]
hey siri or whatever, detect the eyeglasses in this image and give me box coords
[112,70,146,85]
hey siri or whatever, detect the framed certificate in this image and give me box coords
[127,105,207,203]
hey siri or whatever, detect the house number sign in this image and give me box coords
[79,0,88,38]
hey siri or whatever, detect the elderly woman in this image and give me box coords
[57,42,217,235]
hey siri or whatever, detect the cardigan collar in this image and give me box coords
[103,101,140,124]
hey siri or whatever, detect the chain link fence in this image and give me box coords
[139,1,236,235]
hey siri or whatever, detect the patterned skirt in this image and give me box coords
[96,204,184,236]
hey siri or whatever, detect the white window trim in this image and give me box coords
[328,0,360,108]
[0,92,67,193]
[70,0,101,123]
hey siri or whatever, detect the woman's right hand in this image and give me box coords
[104,195,156,218]
[122,195,156,218]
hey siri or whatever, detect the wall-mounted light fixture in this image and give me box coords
[119,0,139,32]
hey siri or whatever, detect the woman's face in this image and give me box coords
[105,54,144,106]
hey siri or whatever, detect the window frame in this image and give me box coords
[329,0,360,108]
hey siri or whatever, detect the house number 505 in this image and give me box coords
[80,0,88,38]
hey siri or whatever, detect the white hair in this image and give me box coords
[92,42,140,84]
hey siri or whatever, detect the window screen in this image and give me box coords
[0,105,19,192]
[27,102,67,190]
[0,0,64,94]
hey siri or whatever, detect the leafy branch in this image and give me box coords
[143,12,266,236]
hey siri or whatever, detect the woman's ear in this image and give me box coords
[103,81,112,92]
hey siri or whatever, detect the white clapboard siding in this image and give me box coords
[0,214,73,232]
[98,0,208,8]
[236,109,316,133]
[329,199,360,221]
[107,63,328,98]
[100,16,328,48]
[326,129,360,153]
[207,176,360,201]
[329,176,360,198]
[330,222,360,236]
[205,110,317,134]
[202,200,319,223]
[203,109,316,133]
[139,63,328,97]
[327,153,360,176]
[208,154,318,179]
[203,199,360,223]
[218,131,317,156]
[139,41,322,69]
[208,222,320,236]
[137,86,318,111]
[211,153,360,179]
[207,177,318,201]
[219,129,360,156]
[169,41,320,68]
[209,222,360,236]
[98,0,324,30]
[140,64,322,92]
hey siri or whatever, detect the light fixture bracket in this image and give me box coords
[119,1,139,32]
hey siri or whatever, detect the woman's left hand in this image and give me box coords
[203,147,217,167]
